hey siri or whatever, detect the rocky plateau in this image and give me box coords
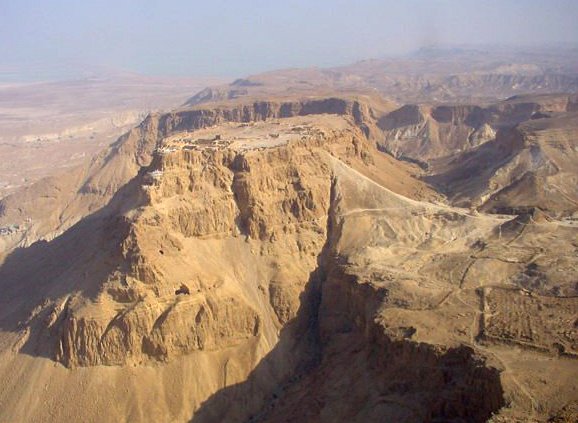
[1,53,578,423]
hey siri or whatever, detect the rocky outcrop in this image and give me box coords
[161,97,377,141]
[36,112,393,368]
[2,93,577,423]
[200,162,512,423]
[425,110,578,215]
[56,294,261,367]
[377,93,576,164]
[378,104,495,162]
[0,96,377,255]
[272,262,506,422]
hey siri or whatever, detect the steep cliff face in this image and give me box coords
[373,94,578,217]
[5,92,572,258]
[162,97,378,141]
[54,146,329,367]
[377,93,575,165]
[47,109,437,369]
[0,106,434,422]
[378,103,499,164]
[0,96,379,256]
[1,94,576,422]
[189,155,578,422]
[251,160,577,422]
[426,111,578,215]
[263,163,507,422]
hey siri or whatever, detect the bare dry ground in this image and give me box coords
[0,49,577,423]
[0,73,225,197]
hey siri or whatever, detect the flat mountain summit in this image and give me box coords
[0,50,577,423]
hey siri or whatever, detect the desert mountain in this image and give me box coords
[186,47,578,106]
[1,49,578,422]
[0,94,398,254]
[378,93,578,215]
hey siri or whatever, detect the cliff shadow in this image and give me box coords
[187,177,339,423]
[188,254,324,423]
[188,192,505,422]
[0,172,147,360]
[188,270,506,423]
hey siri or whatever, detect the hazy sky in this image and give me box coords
[1,0,577,80]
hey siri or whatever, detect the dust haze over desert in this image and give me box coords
[1,1,578,422]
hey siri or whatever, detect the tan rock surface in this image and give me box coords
[0,94,576,422]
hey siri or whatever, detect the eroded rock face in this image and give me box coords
[189,162,516,423]
[56,294,261,367]
[425,111,578,215]
[0,96,377,254]
[2,96,577,423]
[266,291,505,422]
[249,159,575,423]
[306,262,505,423]
[377,93,576,165]
[44,113,392,368]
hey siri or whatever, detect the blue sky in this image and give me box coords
[1,0,577,80]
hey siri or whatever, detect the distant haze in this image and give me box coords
[1,0,577,81]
